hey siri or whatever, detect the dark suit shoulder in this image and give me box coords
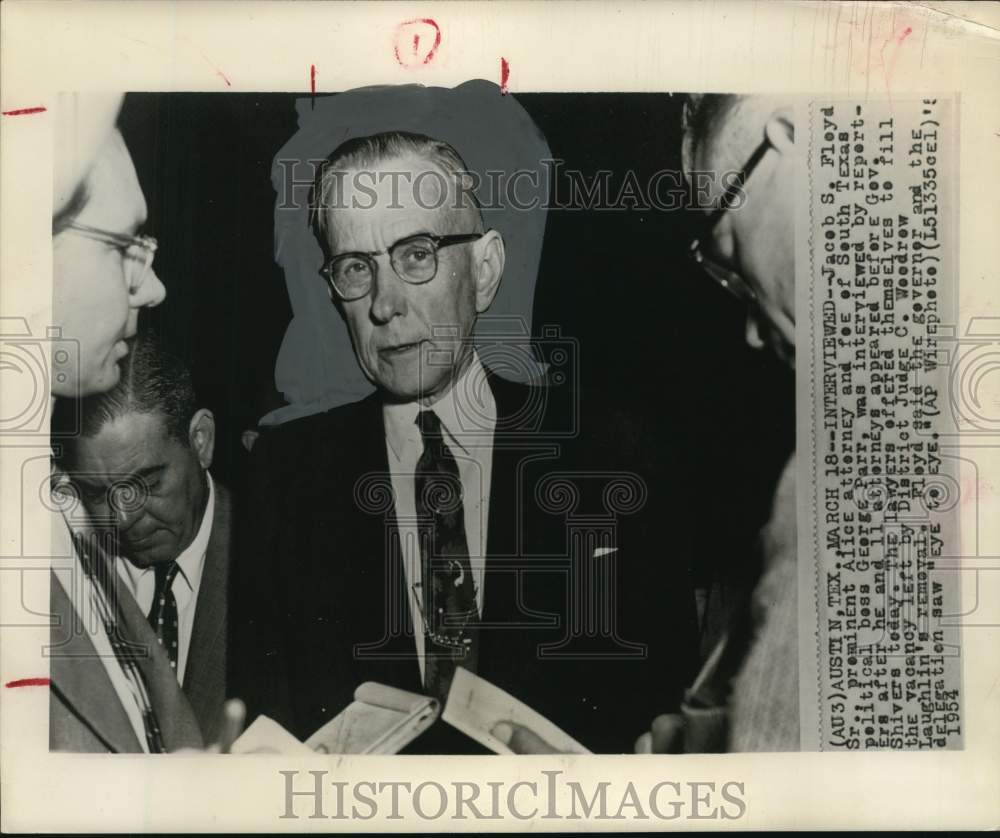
[489,370,577,439]
[250,393,381,471]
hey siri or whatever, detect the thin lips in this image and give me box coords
[380,340,424,353]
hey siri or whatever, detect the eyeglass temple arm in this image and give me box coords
[718,137,772,212]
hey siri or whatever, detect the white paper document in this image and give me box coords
[443,668,591,755]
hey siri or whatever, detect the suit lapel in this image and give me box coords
[478,373,566,691]
[112,564,204,750]
[482,373,555,620]
[73,526,204,752]
[183,483,230,742]
[49,569,142,753]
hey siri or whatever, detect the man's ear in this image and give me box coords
[188,408,216,470]
[765,107,795,154]
[473,229,505,314]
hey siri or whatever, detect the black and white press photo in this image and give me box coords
[1,1,997,831]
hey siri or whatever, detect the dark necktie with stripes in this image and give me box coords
[148,562,180,673]
[414,409,479,703]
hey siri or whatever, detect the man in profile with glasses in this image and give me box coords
[634,94,800,754]
[49,95,243,753]
[234,130,699,753]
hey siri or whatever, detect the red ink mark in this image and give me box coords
[897,26,913,45]
[197,50,232,87]
[310,64,317,95]
[2,106,47,116]
[394,18,441,68]
[500,58,510,95]
[5,677,50,688]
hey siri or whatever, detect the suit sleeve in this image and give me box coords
[591,398,701,728]
[227,427,298,731]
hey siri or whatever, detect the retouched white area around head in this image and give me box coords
[320,153,505,404]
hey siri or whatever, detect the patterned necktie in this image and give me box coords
[147,562,180,673]
[414,409,479,703]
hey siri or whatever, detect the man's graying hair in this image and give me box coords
[309,130,484,258]
[52,333,198,458]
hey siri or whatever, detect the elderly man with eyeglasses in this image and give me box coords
[233,129,700,754]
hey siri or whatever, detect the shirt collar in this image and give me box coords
[119,473,215,593]
[383,350,496,461]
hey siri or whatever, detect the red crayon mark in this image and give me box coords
[897,26,913,45]
[394,18,441,68]
[197,49,232,87]
[5,677,50,688]
[310,64,317,95]
[2,106,47,116]
[500,57,510,95]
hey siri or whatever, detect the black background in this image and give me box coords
[120,92,794,592]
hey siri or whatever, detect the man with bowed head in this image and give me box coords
[52,334,234,745]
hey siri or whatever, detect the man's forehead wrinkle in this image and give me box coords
[326,163,469,253]
[76,435,149,479]
[335,153,463,205]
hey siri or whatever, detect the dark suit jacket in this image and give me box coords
[231,374,698,753]
[49,483,232,751]
[183,482,232,743]
[49,531,202,752]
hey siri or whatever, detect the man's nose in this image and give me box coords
[745,311,767,350]
[368,262,408,324]
[131,266,167,310]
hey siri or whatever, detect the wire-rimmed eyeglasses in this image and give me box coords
[687,136,772,306]
[64,222,159,297]
[320,231,485,302]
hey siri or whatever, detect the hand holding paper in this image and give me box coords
[443,668,590,754]
[230,683,439,755]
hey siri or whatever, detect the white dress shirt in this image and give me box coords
[116,473,215,684]
[383,351,496,681]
